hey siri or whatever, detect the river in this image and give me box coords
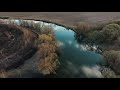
[0,19,105,78]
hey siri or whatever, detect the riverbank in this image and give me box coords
[0,20,59,78]
[74,20,120,78]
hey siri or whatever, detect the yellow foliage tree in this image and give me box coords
[38,34,53,43]
[38,53,59,75]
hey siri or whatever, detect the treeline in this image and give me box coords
[74,20,120,77]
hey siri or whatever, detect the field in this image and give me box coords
[1,12,120,27]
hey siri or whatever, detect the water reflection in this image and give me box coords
[52,24,105,78]
[81,65,103,78]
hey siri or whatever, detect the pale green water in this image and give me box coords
[50,25,105,78]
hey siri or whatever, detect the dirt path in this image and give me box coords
[0,12,120,27]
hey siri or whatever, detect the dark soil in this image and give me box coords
[0,24,38,70]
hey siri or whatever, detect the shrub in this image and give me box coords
[19,20,41,33]
[75,22,93,36]
[38,43,57,58]
[38,53,59,75]
[19,20,30,27]
[75,22,120,44]
[91,23,120,44]
[103,50,120,74]
[90,30,107,44]
[38,34,53,43]
[87,30,99,41]
[101,24,120,43]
